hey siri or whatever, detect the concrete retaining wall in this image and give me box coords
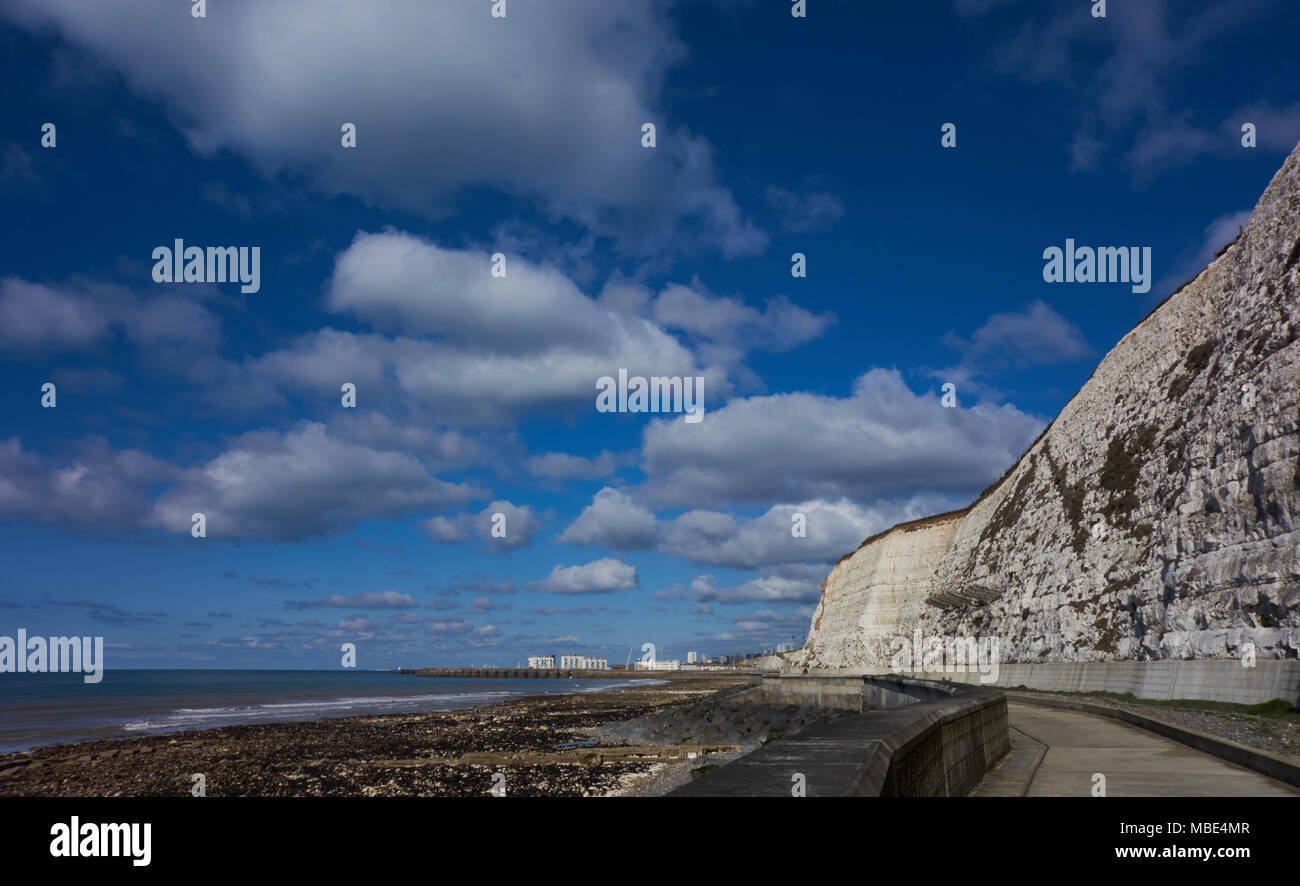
[751,675,872,711]
[784,660,1300,706]
[669,675,1009,797]
[881,690,1009,797]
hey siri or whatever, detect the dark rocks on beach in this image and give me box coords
[0,673,748,797]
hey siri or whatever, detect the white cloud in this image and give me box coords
[941,300,1091,374]
[527,450,624,481]
[16,244,833,431]
[559,486,961,569]
[558,487,659,550]
[0,276,221,355]
[241,231,829,427]
[528,558,639,594]
[639,368,1044,508]
[0,278,111,350]
[428,619,474,635]
[2,0,764,255]
[235,233,727,426]
[327,231,613,350]
[286,591,417,610]
[425,500,542,552]
[690,566,825,604]
[230,323,706,427]
[651,280,834,353]
[0,436,176,531]
[657,497,953,569]
[152,421,483,540]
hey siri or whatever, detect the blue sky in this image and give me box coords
[1,0,1297,668]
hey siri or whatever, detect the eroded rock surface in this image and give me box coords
[796,143,1300,670]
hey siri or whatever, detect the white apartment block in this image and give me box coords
[527,655,555,668]
[635,659,681,671]
[559,654,608,670]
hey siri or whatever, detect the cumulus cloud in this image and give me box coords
[657,497,956,569]
[692,565,827,605]
[941,300,1091,374]
[237,234,837,426]
[0,276,221,356]
[558,488,960,570]
[327,231,614,351]
[285,591,417,610]
[722,606,816,644]
[0,278,111,350]
[651,280,835,354]
[1,419,479,542]
[425,500,542,552]
[232,234,725,425]
[526,450,625,481]
[428,619,474,635]
[0,436,176,532]
[558,487,659,550]
[151,421,484,540]
[639,368,1043,508]
[528,558,639,594]
[14,243,832,431]
[1,0,764,255]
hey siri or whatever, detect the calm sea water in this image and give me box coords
[0,669,646,753]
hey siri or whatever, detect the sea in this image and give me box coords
[0,669,649,754]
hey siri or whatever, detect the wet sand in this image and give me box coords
[0,673,749,797]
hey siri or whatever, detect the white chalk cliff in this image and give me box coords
[794,142,1300,670]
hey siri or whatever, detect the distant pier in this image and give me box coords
[401,667,743,680]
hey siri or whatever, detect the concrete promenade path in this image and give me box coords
[972,702,1300,797]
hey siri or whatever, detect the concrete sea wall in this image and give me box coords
[669,675,1009,797]
[792,660,1300,706]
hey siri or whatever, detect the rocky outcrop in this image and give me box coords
[795,143,1300,670]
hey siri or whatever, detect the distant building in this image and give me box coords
[686,651,697,664]
[560,654,607,670]
[527,655,555,668]
[636,659,680,671]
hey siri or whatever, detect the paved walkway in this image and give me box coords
[972,702,1300,797]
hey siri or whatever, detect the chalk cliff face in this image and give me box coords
[795,143,1300,670]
